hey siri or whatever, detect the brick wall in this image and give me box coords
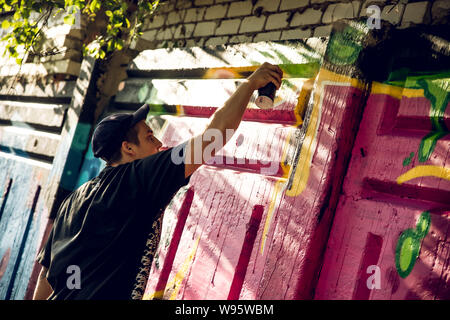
[134,0,446,50]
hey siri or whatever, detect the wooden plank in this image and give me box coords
[0,156,49,299]
[0,101,68,129]
[0,125,60,159]
[315,76,450,300]
[115,78,307,110]
[0,79,76,100]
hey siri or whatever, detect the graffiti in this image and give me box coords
[325,24,366,66]
[417,77,450,162]
[395,211,431,278]
[397,165,450,184]
[402,152,414,167]
[143,236,200,300]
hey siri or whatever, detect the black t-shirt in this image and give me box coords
[36,144,190,300]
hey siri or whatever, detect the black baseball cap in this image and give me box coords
[92,104,150,159]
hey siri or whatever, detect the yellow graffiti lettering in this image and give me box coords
[143,236,200,300]
[397,165,450,184]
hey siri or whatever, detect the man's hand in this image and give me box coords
[246,62,283,91]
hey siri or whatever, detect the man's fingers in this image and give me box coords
[267,70,282,88]
[262,63,283,77]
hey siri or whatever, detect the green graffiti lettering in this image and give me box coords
[402,152,414,167]
[417,78,450,162]
[395,211,431,278]
[325,25,364,66]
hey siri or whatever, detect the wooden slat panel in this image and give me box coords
[0,101,68,129]
[315,75,450,300]
[0,79,76,100]
[0,125,60,159]
[0,156,49,299]
[115,78,307,109]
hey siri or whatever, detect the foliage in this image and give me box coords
[0,0,160,64]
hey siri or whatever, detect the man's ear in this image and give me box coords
[121,141,135,156]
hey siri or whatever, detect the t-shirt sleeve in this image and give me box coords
[36,228,53,269]
[134,141,191,209]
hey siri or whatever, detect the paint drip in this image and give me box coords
[256,82,276,109]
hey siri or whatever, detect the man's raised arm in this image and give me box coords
[183,62,283,178]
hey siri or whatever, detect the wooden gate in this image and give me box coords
[315,29,450,300]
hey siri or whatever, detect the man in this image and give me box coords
[33,62,283,300]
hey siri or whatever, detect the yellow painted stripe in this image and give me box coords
[371,82,404,99]
[143,236,200,300]
[370,82,424,99]
[397,165,450,184]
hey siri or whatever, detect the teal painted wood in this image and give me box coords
[74,139,106,189]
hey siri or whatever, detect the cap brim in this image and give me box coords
[130,104,150,126]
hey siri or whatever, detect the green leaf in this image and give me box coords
[105,10,113,17]
[64,14,75,25]
[15,58,22,64]
[1,20,10,29]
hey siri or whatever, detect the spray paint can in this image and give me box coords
[255,82,276,109]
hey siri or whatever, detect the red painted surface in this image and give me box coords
[143,71,368,299]
[315,84,450,300]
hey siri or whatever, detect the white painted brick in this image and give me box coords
[352,1,362,17]
[156,26,175,41]
[229,34,253,44]
[185,7,206,22]
[215,19,241,35]
[313,24,332,37]
[194,0,214,5]
[157,2,175,14]
[255,0,281,12]
[146,15,165,29]
[204,4,228,20]
[205,36,229,46]
[253,31,281,42]
[239,16,266,33]
[290,8,323,26]
[186,38,205,47]
[266,12,290,30]
[280,28,312,40]
[167,10,185,25]
[381,4,404,25]
[228,1,253,17]
[176,0,193,9]
[323,3,356,24]
[141,29,158,41]
[402,1,428,24]
[311,0,340,3]
[280,0,309,11]
[174,24,195,39]
[193,21,217,37]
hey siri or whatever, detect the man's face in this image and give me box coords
[131,120,163,159]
